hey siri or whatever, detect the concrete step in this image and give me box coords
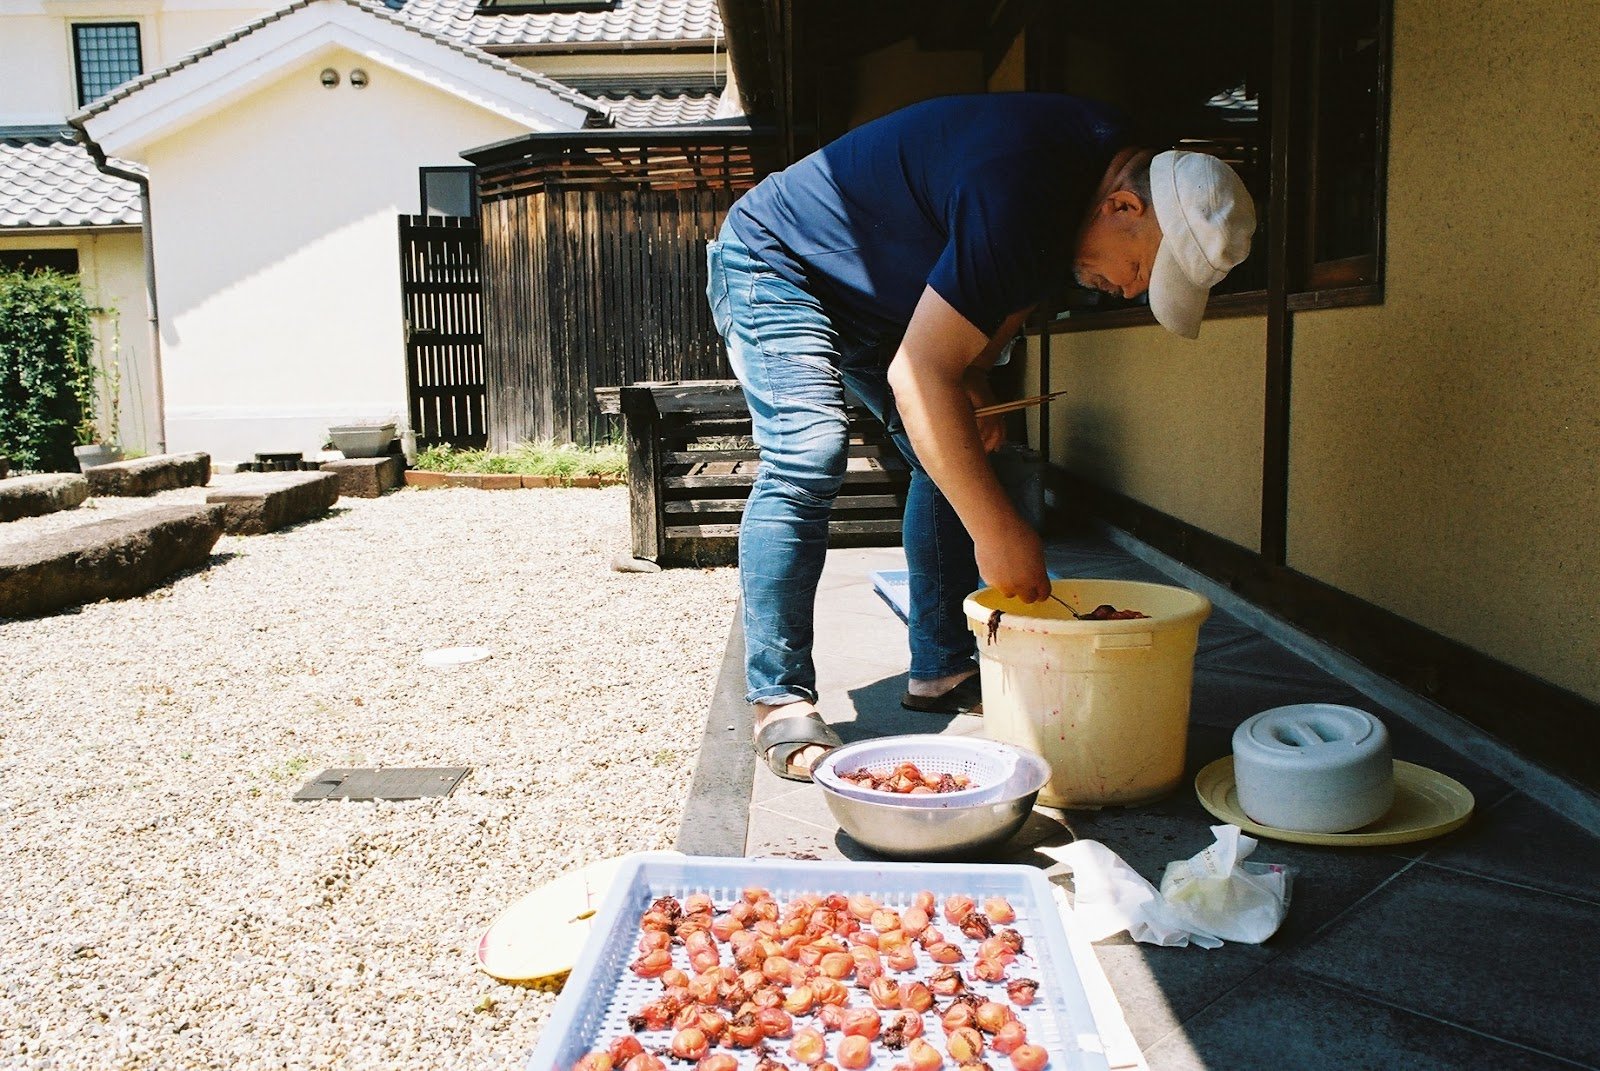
[320,455,404,498]
[206,471,341,534]
[0,474,89,523]
[0,504,227,618]
[85,452,211,497]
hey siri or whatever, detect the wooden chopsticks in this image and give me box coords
[973,390,1071,417]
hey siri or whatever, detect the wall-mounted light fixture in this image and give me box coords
[320,67,339,88]
[349,68,369,88]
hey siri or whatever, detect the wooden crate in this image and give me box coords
[600,382,909,566]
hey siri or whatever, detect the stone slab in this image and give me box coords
[206,471,340,535]
[85,452,211,497]
[319,455,404,498]
[0,473,89,523]
[0,504,226,618]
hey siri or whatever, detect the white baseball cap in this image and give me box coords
[1148,150,1257,339]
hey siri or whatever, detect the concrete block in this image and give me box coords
[0,504,226,618]
[319,455,404,498]
[0,474,89,523]
[85,452,211,497]
[206,472,340,535]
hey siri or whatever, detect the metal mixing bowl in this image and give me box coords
[816,744,1052,860]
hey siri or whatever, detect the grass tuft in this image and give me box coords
[414,440,626,479]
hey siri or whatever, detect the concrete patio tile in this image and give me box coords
[835,680,969,742]
[1412,791,1600,904]
[1143,964,1581,1071]
[752,781,836,831]
[1193,631,1339,679]
[745,807,846,860]
[752,755,801,803]
[1193,614,1260,658]
[1086,941,1275,1054]
[1189,660,1372,730]
[813,650,906,690]
[1285,865,1600,1067]
[812,610,915,663]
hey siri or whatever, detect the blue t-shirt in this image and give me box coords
[726,93,1128,340]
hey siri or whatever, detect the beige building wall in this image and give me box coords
[847,38,984,129]
[1288,0,1600,700]
[1020,319,1266,551]
[0,0,273,122]
[0,229,159,454]
[143,46,525,462]
[987,31,1025,93]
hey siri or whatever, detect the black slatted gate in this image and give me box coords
[398,215,486,448]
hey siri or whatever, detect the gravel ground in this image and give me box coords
[0,482,739,1070]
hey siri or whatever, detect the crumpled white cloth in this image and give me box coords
[1040,838,1224,949]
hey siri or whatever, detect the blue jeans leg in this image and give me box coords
[836,363,980,682]
[707,226,979,704]
[708,230,849,705]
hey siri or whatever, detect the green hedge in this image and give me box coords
[0,270,97,472]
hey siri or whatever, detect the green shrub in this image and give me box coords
[415,440,627,479]
[0,270,98,471]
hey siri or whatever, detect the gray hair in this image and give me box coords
[1119,156,1154,211]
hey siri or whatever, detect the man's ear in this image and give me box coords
[1107,189,1148,215]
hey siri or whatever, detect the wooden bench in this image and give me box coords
[598,381,910,566]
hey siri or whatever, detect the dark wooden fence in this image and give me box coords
[470,130,769,447]
[397,214,486,448]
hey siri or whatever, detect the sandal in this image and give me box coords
[755,711,845,783]
[900,674,983,716]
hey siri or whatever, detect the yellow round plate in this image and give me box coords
[476,856,629,988]
[1195,757,1475,847]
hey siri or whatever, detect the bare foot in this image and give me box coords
[905,667,978,699]
[755,701,831,778]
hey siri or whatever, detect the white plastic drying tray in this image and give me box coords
[813,735,1023,807]
[525,853,1111,1071]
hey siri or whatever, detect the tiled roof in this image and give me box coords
[72,0,603,121]
[394,0,720,50]
[600,88,721,127]
[0,132,141,229]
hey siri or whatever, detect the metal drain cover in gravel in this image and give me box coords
[294,767,470,801]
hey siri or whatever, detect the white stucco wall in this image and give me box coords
[0,0,273,123]
[142,46,526,462]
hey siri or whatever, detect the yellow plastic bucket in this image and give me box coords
[964,579,1211,807]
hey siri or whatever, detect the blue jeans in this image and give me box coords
[707,225,979,705]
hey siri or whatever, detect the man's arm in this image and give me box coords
[888,287,1051,602]
[965,305,1034,452]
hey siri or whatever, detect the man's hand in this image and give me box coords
[975,517,1051,603]
[963,368,1006,453]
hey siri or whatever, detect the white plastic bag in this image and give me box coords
[1159,824,1294,944]
[1038,840,1223,949]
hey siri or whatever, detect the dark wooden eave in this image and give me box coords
[461,120,770,168]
